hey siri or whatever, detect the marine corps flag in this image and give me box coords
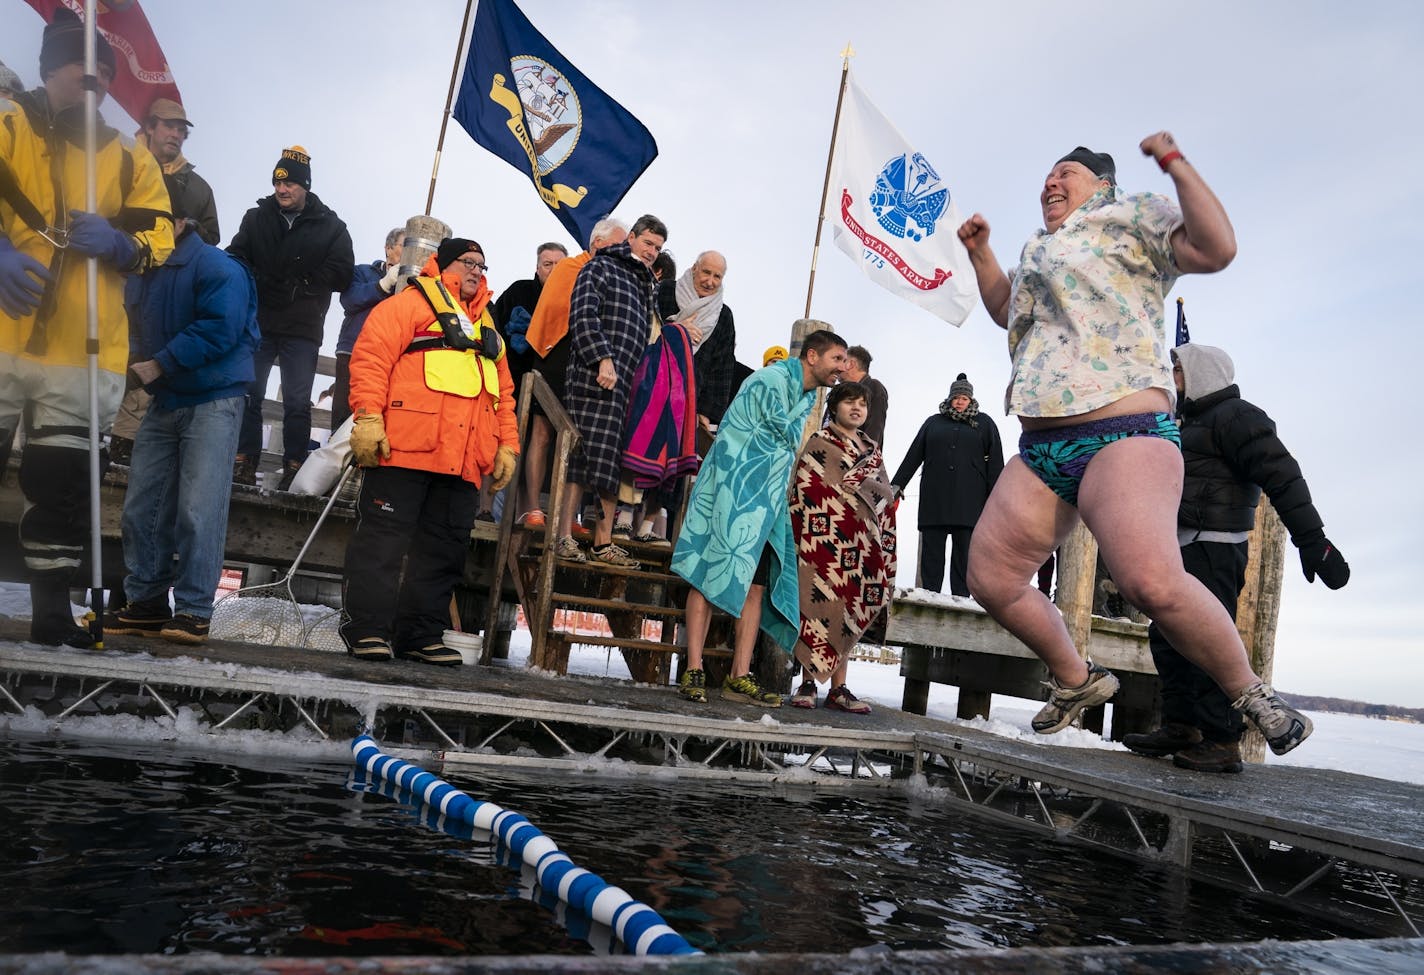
[454,0,658,243]
[827,73,977,326]
[23,0,182,122]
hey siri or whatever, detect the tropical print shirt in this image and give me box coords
[1004,186,1183,418]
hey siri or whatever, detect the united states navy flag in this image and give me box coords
[454,0,658,244]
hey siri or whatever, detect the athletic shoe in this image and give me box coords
[635,531,671,548]
[1172,739,1244,774]
[571,522,592,541]
[1123,722,1202,758]
[347,636,394,662]
[275,459,303,492]
[554,535,587,563]
[105,598,172,637]
[516,509,546,528]
[678,668,707,704]
[403,643,463,667]
[160,613,210,645]
[789,681,818,709]
[721,672,782,708]
[1031,662,1120,734]
[1232,682,1313,755]
[612,518,634,541]
[826,684,872,715]
[591,543,640,569]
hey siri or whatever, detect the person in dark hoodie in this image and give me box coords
[1124,343,1350,772]
[227,146,354,489]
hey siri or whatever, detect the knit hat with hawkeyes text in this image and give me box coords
[40,8,116,80]
[272,146,311,190]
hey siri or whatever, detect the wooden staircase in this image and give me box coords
[482,374,734,685]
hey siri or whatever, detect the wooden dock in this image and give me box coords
[2,623,1421,940]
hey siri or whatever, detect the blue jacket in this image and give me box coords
[336,259,389,354]
[126,231,260,410]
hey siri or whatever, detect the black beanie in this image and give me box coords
[272,146,312,190]
[1056,146,1116,184]
[40,8,116,80]
[437,237,483,270]
[949,373,974,400]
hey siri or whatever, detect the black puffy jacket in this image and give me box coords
[226,192,354,342]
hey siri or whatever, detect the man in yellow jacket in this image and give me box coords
[0,10,174,646]
[340,238,518,666]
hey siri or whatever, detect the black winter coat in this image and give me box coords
[1178,384,1322,541]
[656,278,736,425]
[892,412,1004,529]
[226,192,354,342]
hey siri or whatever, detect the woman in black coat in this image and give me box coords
[891,374,1004,596]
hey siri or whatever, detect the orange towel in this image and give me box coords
[525,250,592,357]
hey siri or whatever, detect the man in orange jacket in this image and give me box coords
[339,237,518,665]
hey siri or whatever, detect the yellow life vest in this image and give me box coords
[406,276,506,402]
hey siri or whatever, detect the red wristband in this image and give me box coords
[1158,150,1185,172]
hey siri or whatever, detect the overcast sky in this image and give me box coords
[5,0,1420,706]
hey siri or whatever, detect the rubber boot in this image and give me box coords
[29,576,94,649]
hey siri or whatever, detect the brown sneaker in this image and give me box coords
[1172,739,1244,774]
[591,542,640,569]
[826,684,872,715]
[160,613,210,645]
[232,453,258,486]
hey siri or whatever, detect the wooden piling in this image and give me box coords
[1055,522,1104,733]
[1236,497,1287,763]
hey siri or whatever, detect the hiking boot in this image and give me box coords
[1232,682,1313,755]
[109,435,134,467]
[721,672,782,708]
[347,636,394,662]
[826,684,872,714]
[554,535,587,563]
[402,643,463,667]
[1031,662,1119,734]
[1173,739,1244,774]
[591,542,640,569]
[106,598,172,637]
[160,613,210,645]
[29,579,95,649]
[1123,722,1202,758]
[232,453,258,486]
[275,459,303,492]
[678,667,707,703]
[789,680,818,709]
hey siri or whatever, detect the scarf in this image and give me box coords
[939,396,980,427]
[671,267,724,351]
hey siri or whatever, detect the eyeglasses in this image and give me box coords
[456,258,488,272]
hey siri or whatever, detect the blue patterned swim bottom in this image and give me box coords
[1018,412,1180,508]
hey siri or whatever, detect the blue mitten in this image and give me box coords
[506,306,532,355]
[0,236,52,318]
[67,211,138,268]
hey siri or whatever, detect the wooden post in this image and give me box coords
[1055,522,1103,732]
[1236,498,1287,763]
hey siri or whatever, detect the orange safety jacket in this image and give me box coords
[348,257,518,484]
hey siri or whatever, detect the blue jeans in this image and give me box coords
[122,396,243,618]
[238,333,320,463]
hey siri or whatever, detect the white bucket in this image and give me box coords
[443,629,483,666]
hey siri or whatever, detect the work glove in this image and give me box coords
[378,263,402,294]
[490,444,518,491]
[349,410,391,468]
[1298,532,1350,589]
[0,236,51,318]
[67,211,138,268]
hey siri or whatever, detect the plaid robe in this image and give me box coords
[791,425,899,681]
[565,242,658,494]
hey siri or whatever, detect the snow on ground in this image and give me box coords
[4,582,1421,783]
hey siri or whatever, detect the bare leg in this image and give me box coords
[558,482,583,538]
[685,588,712,671]
[521,415,551,516]
[830,659,849,687]
[730,583,764,677]
[1077,437,1258,697]
[967,457,1086,686]
[593,491,617,547]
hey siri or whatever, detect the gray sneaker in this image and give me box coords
[591,542,640,568]
[1031,662,1119,734]
[1232,682,1313,755]
[554,535,587,563]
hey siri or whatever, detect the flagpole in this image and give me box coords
[82,0,106,646]
[425,0,479,216]
[803,44,854,319]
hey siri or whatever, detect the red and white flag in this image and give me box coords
[23,0,181,122]
[827,73,977,326]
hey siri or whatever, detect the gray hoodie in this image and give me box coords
[1173,343,1235,404]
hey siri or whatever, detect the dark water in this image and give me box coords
[0,734,1368,957]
